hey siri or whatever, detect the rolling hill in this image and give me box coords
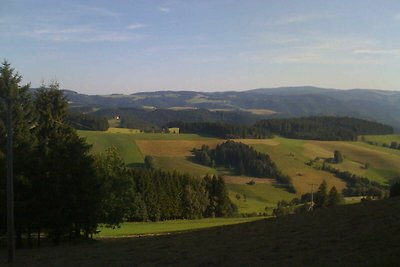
[63,86,400,130]
[79,129,400,214]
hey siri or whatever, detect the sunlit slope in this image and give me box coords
[249,138,347,195]
[79,130,144,165]
[227,181,295,214]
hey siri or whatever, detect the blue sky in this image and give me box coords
[2,0,400,94]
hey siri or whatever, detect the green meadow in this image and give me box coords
[97,217,263,237]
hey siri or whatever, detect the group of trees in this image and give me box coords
[0,62,236,246]
[192,141,296,193]
[313,180,344,208]
[273,180,344,217]
[97,150,237,222]
[255,116,393,141]
[0,63,102,245]
[165,121,272,139]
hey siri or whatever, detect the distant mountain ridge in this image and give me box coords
[60,86,400,130]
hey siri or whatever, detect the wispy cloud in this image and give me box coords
[353,48,400,55]
[22,25,142,43]
[158,6,170,13]
[394,13,400,20]
[125,23,149,30]
[258,33,300,45]
[241,35,383,65]
[70,4,121,17]
[266,14,336,26]
[157,1,180,13]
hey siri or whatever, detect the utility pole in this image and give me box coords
[6,97,15,262]
[308,183,317,211]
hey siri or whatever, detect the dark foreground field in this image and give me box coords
[2,198,400,266]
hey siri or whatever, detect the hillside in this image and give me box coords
[62,86,400,130]
[3,197,400,266]
[79,129,400,214]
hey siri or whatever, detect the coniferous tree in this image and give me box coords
[315,180,328,208]
[327,186,344,206]
[144,155,155,170]
[333,150,344,163]
[0,61,37,245]
[33,82,101,242]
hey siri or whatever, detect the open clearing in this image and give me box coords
[3,198,400,266]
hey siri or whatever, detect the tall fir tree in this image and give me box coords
[315,180,328,208]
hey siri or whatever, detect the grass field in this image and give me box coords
[3,197,400,266]
[227,182,295,214]
[79,131,144,165]
[96,217,263,237]
[363,134,400,145]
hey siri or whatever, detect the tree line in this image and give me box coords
[363,138,400,151]
[0,62,236,246]
[165,121,272,139]
[273,180,344,217]
[255,116,393,141]
[192,141,296,193]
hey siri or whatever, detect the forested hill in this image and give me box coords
[60,86,400,130]
[255,117,393,141]
[90,107,266,130]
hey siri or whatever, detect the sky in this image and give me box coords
[1,0,400,94]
